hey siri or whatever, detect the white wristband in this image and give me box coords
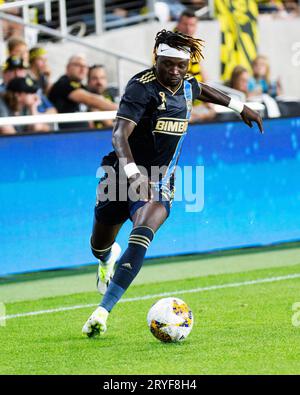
[124,162,141,179]
[228,98,244,114]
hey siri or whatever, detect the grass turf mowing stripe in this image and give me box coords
[2,272,300,322]
[2,245,300,303]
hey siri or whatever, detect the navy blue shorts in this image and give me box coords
[94,173,173,225]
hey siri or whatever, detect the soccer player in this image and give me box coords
[82,30,263,337]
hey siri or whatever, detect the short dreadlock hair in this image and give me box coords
[154,29,204,63]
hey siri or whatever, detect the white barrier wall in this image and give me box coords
[44,16,300,97]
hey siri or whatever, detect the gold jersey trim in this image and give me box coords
[138,71,156,84]
[140,76,156,84]
[156,78,183,95]
[138,70,153,80]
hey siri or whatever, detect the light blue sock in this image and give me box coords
[100,281,125,312]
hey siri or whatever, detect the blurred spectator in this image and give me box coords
[181,0,206,12]
[228,65,250,96]
[258,0,300,16]
[228,62,282,118]
[154,0,186,22]
[174,9,208,83]
[257,0,283,13]
[175,9,198,37]
[48,54,117,130]
[105,0,128,24]
[0,55,56,115]
[105,0,148,27]
[7,37,29,63]
[0,77,51,135]
[87,65,118,102]
[248,55,282,98]
[282,0,300,15]
[190,103,216,123]
[87,64,118,128]
[0,56,28,93]
[29,46,52,95]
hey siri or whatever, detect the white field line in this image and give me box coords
[1,273,300,322]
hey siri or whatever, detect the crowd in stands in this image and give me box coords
[104,0,300,24]
[2,0,298,42]
[258,0,300,17]
[228,56,282,99]
[0,3,299,134]
[0,36,118,134]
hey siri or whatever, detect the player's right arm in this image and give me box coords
[112,118,152,202]
[112,76,153,202]
[112,118,135,164]
[198,83,264,134]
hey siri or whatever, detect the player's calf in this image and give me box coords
[91,240,122,295]
[100,226,155,312]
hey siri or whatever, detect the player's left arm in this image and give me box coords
[198,83,264,134]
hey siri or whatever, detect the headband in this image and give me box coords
[156,43,190,60]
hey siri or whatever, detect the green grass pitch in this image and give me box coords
[1,248,300,375]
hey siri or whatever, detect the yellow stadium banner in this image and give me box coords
[215,0,258,81]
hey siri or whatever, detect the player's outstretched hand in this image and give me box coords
[241,105,264,134]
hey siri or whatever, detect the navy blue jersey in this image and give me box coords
[102,67,201,183]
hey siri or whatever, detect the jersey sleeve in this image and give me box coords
[116,79,151,125]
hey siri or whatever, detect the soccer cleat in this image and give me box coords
[96,242,121,295]
[82,306,109,337]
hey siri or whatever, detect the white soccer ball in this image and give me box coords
[147,297,193,343]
